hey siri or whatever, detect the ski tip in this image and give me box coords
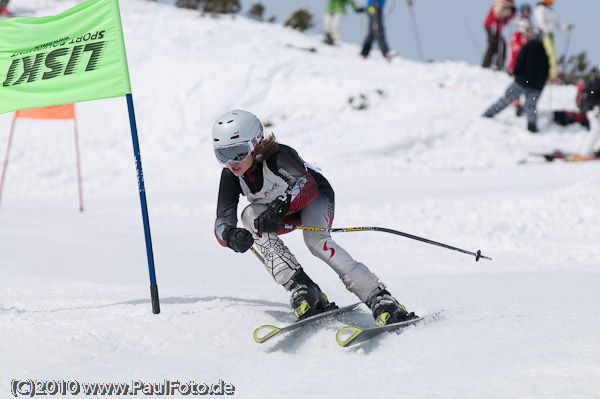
[336,326,363,347]
[253,325,281,344]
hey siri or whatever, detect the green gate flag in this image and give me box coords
[0,0,131,115]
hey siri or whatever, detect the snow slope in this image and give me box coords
[1,1,599,398]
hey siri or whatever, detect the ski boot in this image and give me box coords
[527,123,538,133]
[366,286,417,327]
[323,33,334,45]
[288,270,336,320]
[515,104,524,117]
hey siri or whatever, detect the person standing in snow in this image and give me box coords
[508,4,533,74]
[482,0,517,70]
[323,0,364,45]
[533,0,573,82]
[0,0,12,16]
[360,0,392,60]
[508,3,534,116]
[212,109,417,326]
[483,32,549,132]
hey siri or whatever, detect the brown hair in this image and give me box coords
[253,133,279,162]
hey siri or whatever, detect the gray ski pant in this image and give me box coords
[484,81,541,125]
[241,195,381,302]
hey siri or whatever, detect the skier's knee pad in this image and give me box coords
[241,203,268,234]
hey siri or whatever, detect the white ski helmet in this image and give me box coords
[212,109,264,164]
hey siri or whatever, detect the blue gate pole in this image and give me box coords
[126,93,160,314]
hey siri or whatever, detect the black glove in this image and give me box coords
[254,194,291,235]
[267,194,291,215]
[224,228,254,253]
[355,6,365,12]
[254,211,282,235]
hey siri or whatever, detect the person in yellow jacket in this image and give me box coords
[533,0,573,82]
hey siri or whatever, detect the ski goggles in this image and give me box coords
[214,142,253,164]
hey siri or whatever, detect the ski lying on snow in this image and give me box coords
[285,43,318,53]
[530,151,599,162]
[253,302,362,344]
[336,310,444,347]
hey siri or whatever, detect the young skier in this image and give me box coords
[483,32,549,132]
[323,0,364,45]
[212,109,417,326]
[482,0,517,69]
[533,0,573,82]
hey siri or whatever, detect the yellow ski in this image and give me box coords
[336,311,444,347]
[254,302,362,344]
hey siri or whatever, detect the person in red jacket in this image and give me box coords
[508,4,533,73]
[0,0,12,16]
[482,0,517,69]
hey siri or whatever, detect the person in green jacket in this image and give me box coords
[324,0,365,45]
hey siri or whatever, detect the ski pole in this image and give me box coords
[283,224,492,262]
[463,17,483,55]
[251,246,266,265]
[560,30,572,83]
[407,0,424,61]
[495,21,504,70]
[387,0,397,18]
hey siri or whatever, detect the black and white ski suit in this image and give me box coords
[214,144,381,301]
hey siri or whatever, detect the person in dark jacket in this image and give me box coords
[212,110,417,326]
[483,33,549,132]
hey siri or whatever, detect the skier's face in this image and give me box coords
[227,155,253,177]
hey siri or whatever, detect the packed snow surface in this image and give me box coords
[1,1,599,398]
